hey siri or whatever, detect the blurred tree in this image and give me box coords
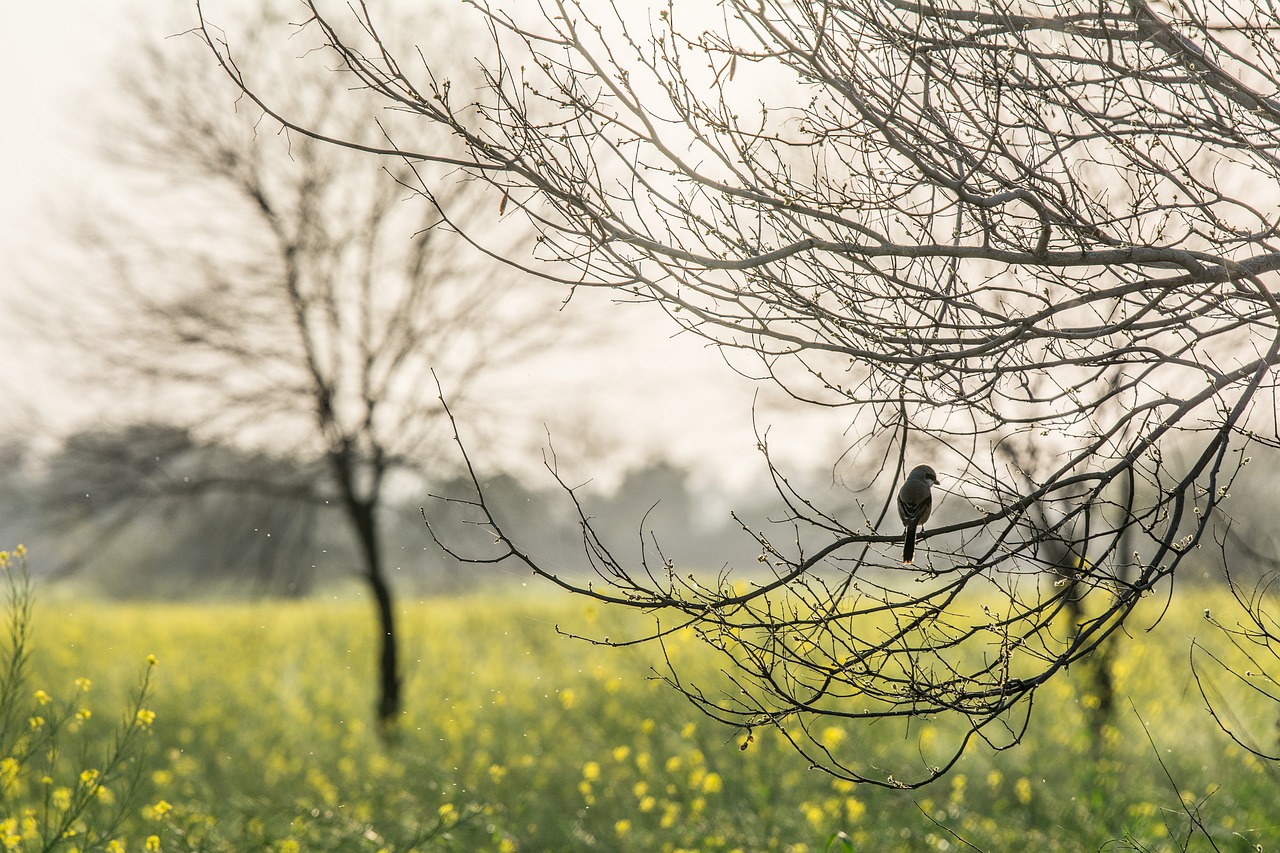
[0,438,36,551]
[199,0,1280,780]
[46,6,561,731]
[39,423,335,597]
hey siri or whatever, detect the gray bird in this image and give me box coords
[897,465,938,565]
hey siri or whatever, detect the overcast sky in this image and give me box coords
[0,1,853,494]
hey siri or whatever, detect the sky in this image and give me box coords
[0,1,852,495]
[0,3,109,237]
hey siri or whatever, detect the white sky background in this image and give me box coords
[0,0,855,495]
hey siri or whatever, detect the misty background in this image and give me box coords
[0,1,872,600]
[4,1,1279,606]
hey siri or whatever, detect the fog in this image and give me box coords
[0,1,852,495]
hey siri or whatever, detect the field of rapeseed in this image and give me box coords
[4,548,1280,851]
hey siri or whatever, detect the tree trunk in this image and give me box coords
[350,499,401,732]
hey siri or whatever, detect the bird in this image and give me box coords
[897,465,938,565]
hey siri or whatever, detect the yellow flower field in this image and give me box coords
[7,574,1280,851]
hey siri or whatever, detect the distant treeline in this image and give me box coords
[0,423,805,599]
[4,422,1267,599]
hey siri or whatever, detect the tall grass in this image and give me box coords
[0,546,157,852]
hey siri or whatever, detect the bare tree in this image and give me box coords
[196,0,1280,780]
[52,8,559,730]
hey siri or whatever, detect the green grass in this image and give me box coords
[8,579,1280,852]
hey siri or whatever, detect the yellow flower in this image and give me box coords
[611,745,630,763]
[28,716,44,731]
[52,787,73,811]
[701,772,723,794]
[14,545,25,557]
[558,689,576,710]
[146,800,173,820]
[33,690,52,706]
[146,655,158,667]
[581,761,600,782]
[1015,777,1033,805]
[136,709,156,728]
[437,803,456,822]
[80,769,101,788]
[145,836,161,852]
[106,841,125,853]
[614,819,632,837]
[1127,801,1159,818]
[75,678,92,693]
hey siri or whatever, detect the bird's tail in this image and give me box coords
[902,524,917,565]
